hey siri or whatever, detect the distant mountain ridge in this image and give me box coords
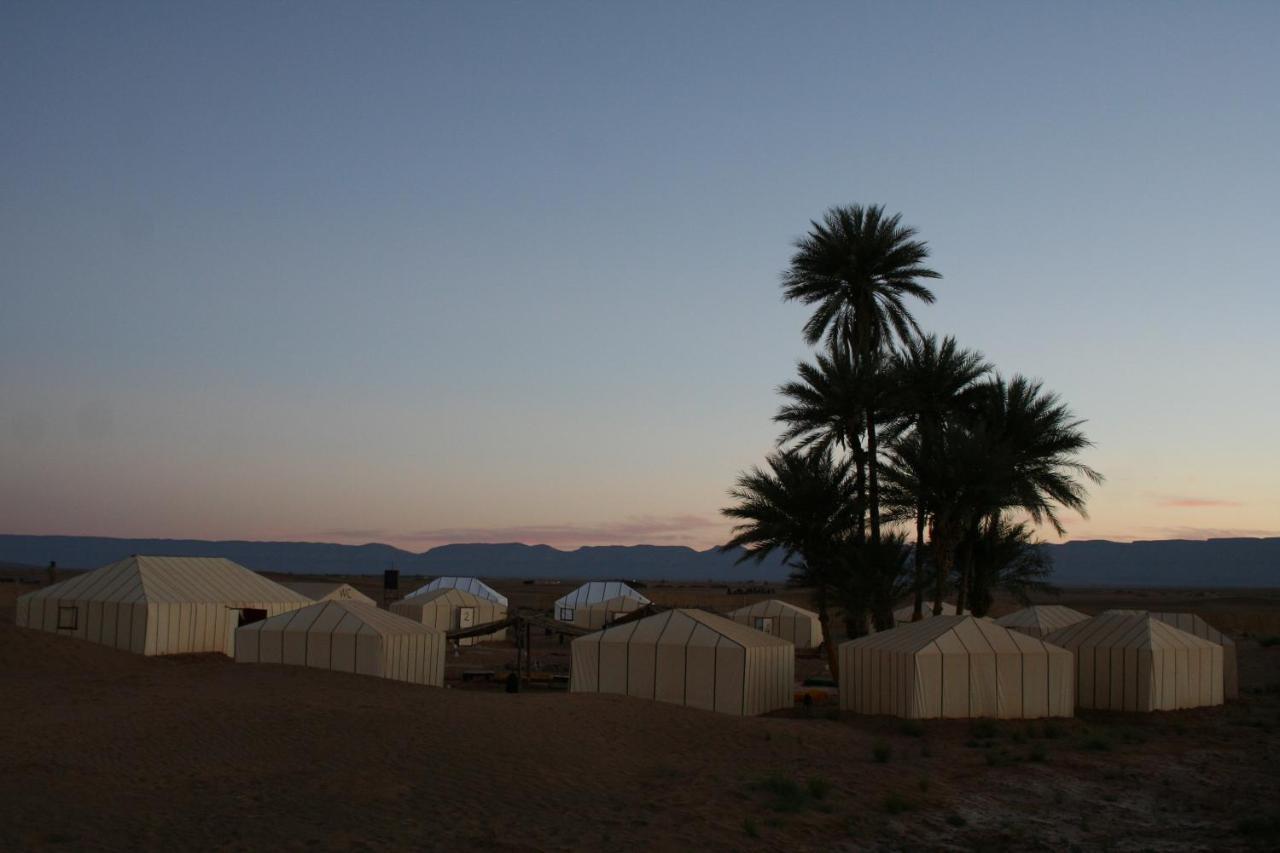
[0,534,1277,587]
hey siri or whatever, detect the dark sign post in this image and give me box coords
[383,568,399,606]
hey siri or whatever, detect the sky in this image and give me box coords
[2,2,1278,552]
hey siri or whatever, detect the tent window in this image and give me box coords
[238,608,268,627]
[57,606,78,630]
[559,607,574,622]
[755,617,773,633]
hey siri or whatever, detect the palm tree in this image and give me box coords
[964,518,1057,617]
[887,335,990,620]
[833,532,914,633]
[721,448,859,681]
[781,204,941,548]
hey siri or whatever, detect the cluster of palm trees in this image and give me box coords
[722,205,1100,678]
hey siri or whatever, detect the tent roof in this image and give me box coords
[400,587,491,608]
[576,608,791,649]
[19,556,311,606]
[242,600,442,638]
[1044,612,1220,651]
[729,599,818,620]
[405,576,507,606]
[555,581,651,610]
[995,605,1090,633]
[281,582,372,601]
[846,615,1066,656]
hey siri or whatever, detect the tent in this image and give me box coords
[390,587,508,645]
[560,594,647,630]
[1147,612,1237,700]
[727,599,823,649]
[554,581,650,623]
[14,555,311,656]
[1044,612,1224,711]
[281,582,376,606]
[839,615,1074,719]
[893,601,958,625]
[404,576,507,607]
[235,601,446,687]
[571,609,794,716]
[995,605,1090,639]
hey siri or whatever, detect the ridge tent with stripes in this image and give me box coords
[404,576,508,607]
[281,581,376,606]
[839,615,1074,719]
[1044,612,1224,711]
[390,587,508,644]
[554,581,650,623]
[558,594,648,630]
[571,608,794,716]
[727,599,823,649]
[235,600,447,687]
[15,555,312,656]
[995,605,1090,639]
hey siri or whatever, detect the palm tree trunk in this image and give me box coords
[866,407,881,546]
[816,600,841,686]
[912,499,925,621]
[930,519,952,616]
[848,420,867,543]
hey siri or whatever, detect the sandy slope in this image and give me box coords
[1,588,1278,851]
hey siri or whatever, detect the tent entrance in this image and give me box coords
[755,616,774,633]
[238,608,268,627]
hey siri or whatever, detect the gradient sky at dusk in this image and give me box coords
[3,2,1278,550]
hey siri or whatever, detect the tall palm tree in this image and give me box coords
[888,335,990,619]
[781,204,941,547]
[833,531,914,633]
[721,448,859,681]
[964,517,1057,617]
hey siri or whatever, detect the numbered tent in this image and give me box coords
[14,555,311,656]
[554,581,650,624]
[390,587,508,644]
[404,576,507,607]
[571,608,794,716]
[1046,612,1225,711]
[727,599,822,649]
[839,615,1074,719]
[995,605,1090,639]
[235,600,446,687]
[281,582,376,606]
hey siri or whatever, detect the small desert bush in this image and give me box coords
[1041,721,1065,739]
[1236,812,1280,839]
[1257,635,1280,648]
[899,719,925,737]
[1028,743,1049,763]
[883,792,913,815]
[971,719,1000,739]
[756,774,811,813]
[872,739,892,763]
[946,814,967,827]
[985,747,1016,767]
[743,817,760,838]
[1080,734,1112,752]
[806,776,832,800]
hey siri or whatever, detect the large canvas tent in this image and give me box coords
[1044,613,1224,712]
[728,599,822,649]
[235,601,446,687]
[571,609,794,716]
[390,587,508,645]
[282,582,376,606]
[1146,612,1238,700]
[15,555,311,656]
[554,581,650,623]
[995,605,1090,639]
[893,601,958,625]
[405,576,507,607]
[560,594,648,630]
[840,615,1074,719]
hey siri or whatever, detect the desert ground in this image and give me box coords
[1,571,1278,852]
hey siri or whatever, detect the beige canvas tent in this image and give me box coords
[995,605,1090,639]
[554,581,650,624]
[728,599,822,649]
[1147,612,1237,700]
[1044,612,1224,711]
[403,576,508,607]
[571,609,794,716]
[14,555,311,656]
[839,615,1074,719]
[390,587,508,645]
[235,601,446,687]
[561,594,648,630]
[893,601,958,625]
[282,581,376,606]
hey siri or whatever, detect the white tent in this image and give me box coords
[571,609,794,716]
[554,581,650,622]
[404,576,507,607]
[281,581,376,606]
[727,599,823,649]
[15,556,312,656]
[1098,610,1237,701]
[390,587,508,645]
[235,600,446,686]
[840,615,1074,719]
[1044,612,1224,712]
[995,605,1090,639]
